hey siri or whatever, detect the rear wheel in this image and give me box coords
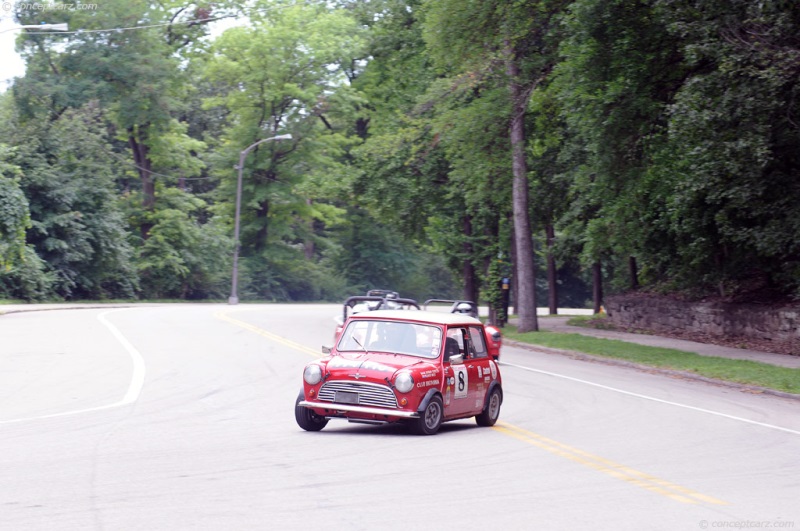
[295,391,328,432]
[475,387,502,427]
[411,395,443,435]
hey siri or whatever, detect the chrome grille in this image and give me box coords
[318,381,398,409]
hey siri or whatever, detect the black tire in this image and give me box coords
[411,395,443,435]
[475,387,502,427]
[295,391,328,432]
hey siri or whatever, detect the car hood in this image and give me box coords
[323,352,437,380]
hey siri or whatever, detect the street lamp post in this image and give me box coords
[228,133,292,305]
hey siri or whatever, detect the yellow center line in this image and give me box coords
[493,421,728,506]
[214,310,322,358]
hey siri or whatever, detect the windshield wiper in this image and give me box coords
[352,336,368,353]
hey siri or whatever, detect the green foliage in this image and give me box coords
[128,185,229,299]
[9,105,137,300]
[421,0,564,77]
[15,1,180,126]
[550,0,800,300]
[332,207,414,289]
[0,144,29,269]
[553,0,683,268]
[202,1,369,299]
[645,0,800,297]
[401,252,461,301]
[329,206,458,300]
[147,119,208,179]
[4,0,800,306]
[484,252,510,322]
[353,115,451,241]
[0,245,53,301]
[242,248,349,302]
[355,0,518,301]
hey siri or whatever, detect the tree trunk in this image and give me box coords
[128,130,155,239]
[546,224,558,315]
[506,47,538,332]
[629,256,639,291]
[305,199,315,260]
[255,200,269,252]
[509,218,517,317]
[592,262,603,315]
[462,214,478,303]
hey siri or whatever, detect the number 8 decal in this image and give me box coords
[453,365,468,399]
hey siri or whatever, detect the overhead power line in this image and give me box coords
[9,2,308,37]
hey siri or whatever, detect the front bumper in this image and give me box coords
[298,400,420,419]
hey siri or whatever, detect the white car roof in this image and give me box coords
[348,309,482,326]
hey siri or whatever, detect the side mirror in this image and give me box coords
[448,354,464,365]
[321,345,332,354]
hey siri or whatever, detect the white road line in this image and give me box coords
[97,309,146,405]
[501,361,800,436]
[0,309,146,424]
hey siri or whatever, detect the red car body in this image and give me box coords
[296,310,503,435]
[484,324,502,359]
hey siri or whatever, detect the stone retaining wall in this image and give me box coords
[605,294,800,346]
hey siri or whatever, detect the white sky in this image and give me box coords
[0,13,27,92]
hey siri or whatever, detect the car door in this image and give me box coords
[442,328,473,417]
[464,326,493,414]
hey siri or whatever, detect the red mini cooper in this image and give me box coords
[295,310,503,435]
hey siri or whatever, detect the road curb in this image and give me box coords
[504,339,800,402]
[0,304,137,317]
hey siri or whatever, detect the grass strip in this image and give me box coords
[503,327,800,395]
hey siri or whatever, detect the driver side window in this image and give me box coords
[445,328,466,359]
[468,326,488,358]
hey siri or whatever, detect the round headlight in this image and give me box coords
[303,364,322,385]
[394,372,414,393]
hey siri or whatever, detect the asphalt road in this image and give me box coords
[1,304,798,530]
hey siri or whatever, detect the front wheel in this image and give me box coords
[295,391,328,432]
[411,395,443,435]
[475,387,502,427]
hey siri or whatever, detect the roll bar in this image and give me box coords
[422,299,479,318]
[341,295,420,324]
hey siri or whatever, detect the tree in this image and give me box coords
[647,0,800,298]
[421,0,567,331]
[349,1,471,296]
[204,1,367,300]
[129,185,229,299]
[0,144,29,270]
[527,85,574,313]
[552,0,686,303]
[11,104,138,299]
[12,1,222,237]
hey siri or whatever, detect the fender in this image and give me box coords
[416,388,442,414]
[482,381,503,411]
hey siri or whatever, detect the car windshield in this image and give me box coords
[337,320,442,359]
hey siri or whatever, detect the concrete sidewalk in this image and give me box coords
[528,315,800,369]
